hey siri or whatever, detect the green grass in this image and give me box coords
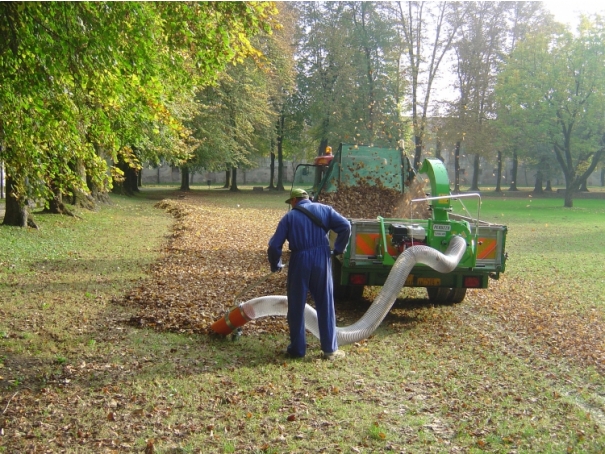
[452,196,605,316]
[0,187,604,453]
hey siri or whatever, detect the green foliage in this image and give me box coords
[0,2,279,219]
[495,16,605,205]
[293,2,405,150]
[190,55,276,173]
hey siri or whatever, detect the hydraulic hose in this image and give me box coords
[211,235,467,345]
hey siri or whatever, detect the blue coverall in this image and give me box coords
[268,199,351,357]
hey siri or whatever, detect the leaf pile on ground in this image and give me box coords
[123,193,604,375]
[473,277,605,374]
[122,197,291,336]
[319,177,430,219]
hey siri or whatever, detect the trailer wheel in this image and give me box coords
[332,258,364,301]
[348,285,365,301]
[447,288,467,304]
[332,258,348,300]
[426,287,450,304]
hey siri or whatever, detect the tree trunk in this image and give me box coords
[469,154,480,191]
[2,176,38,228]
[533,170,544,193]
[85,144,109,206]
[564,187,574,208]
[125,166,139,194]
[223,169,230,188]
[112,159,139,195]
[601,168,604,186]
[267,121,278,190]
[579,176,588,192]
[267,148,276,190]
[43,182,76,216]
[73,159,96,209]
[229,167,239,191]
[0,162,4,199]
[413,133,424,170]
[435,140,443,162]
[494,151,502,192]
[508,151,519,191]
[453,140,461,193]
[276,115,286,191]
[180,166,191,191]
[276,149,285,191]
[545,179,553,192]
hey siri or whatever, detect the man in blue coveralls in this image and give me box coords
[268,188,351,360]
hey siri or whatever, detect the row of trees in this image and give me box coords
[0,2,279,226]
[2,2,604,226]
[281,2,604,208]
[231,1,604,209]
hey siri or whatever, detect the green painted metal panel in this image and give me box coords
[318,144,406,193]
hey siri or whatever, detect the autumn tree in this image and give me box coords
[496,16,605,207]
[294,1,351,165]
[393,1,467,170]
[262,2,297,191]
[293,1,404,192]
[492,1,552,191]
[189,51,277,191]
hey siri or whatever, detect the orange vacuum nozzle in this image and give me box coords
[210,305,251,335]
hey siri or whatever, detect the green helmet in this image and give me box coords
[285,188,309,203]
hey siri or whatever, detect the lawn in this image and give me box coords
[0,186,604,453]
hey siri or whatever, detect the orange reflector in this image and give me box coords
[349,274,367,285]
[463,276,481,288]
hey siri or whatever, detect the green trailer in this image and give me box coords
[302,145,508,304]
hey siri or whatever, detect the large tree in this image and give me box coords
[393,1,467,170]
[188,55,276,192]
[293,1,404,192]
[262,2,297,191]
[440,2,550,193]
[496,17,605,207]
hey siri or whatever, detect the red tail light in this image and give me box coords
[349,274,367,285]
[463,276,481,288]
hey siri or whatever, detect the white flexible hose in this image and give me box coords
[239,235,468,345]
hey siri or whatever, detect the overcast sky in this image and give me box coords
[542,0,604,28]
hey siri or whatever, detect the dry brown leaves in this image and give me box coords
[123,197,291,336]
[122,182,429,336]
[319,178,431,219]
[123,192,604,375]
[472,277,605,374]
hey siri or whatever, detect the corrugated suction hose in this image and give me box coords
[211,235,467,345]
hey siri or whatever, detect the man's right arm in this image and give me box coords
[329,209,351,255]
[267,218,288,272]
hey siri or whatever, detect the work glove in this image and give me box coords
[271,258,284,273]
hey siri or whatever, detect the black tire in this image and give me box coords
[348,285,365,301]
[447,288,467,304]
[426,287,450,304]
[332,257,348,299]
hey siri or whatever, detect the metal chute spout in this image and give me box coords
[210,236,468,345]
